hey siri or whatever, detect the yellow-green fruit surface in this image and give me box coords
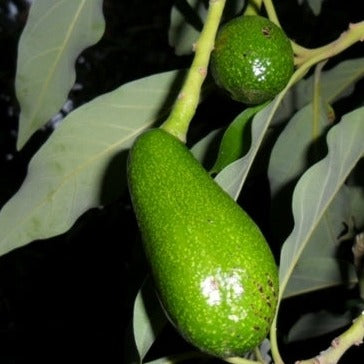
[211,15,294,104]
[127,129,278,358]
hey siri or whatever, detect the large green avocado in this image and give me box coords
[127,128,278,358]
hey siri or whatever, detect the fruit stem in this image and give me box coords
[161,0,226,142]
[244,0,263,16]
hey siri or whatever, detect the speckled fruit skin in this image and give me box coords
[211,15,294,104]
[127,129,278,358]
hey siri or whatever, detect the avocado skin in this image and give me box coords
[127,128,278,358]
[211,15,294,104]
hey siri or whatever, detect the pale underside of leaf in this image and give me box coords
[168,0,206,56]
[279,107,364,299]
[274,57,364,124]
[0,70,181,257]
[132,279,167,363]
[15,0,105,149]
[268,101,330,197]
[283,186,358,298]
[168,0,245,56]
[287,310,352,342]
[283,257,357,298]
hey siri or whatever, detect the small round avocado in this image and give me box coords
[211,15,294,104]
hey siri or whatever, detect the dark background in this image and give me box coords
[0,0,363,363]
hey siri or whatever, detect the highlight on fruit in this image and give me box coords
[210,15,294,104]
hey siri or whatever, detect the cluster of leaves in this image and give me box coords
[0,0,363,363]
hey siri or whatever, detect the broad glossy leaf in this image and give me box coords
[287,310,352,342]
[144,353,203,364]
[0,70,181,257]
[211,103,267,174]
[283,257,357,298]
[15,0,105,149]
[168,0,245,55]
[349,185,364,230]
[297,58,364,107]
[168,0,207,56]
[268,101,330,197]
[273,58,364,124]
[279,107,364,298]
[190,128,221,165]
[298,0,324,15]
[215,96,282,200]
[132,279,167,363]
[283,186,358,298]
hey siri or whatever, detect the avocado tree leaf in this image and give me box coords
[279,107,364,299]
[298,58,364,107]
[283,257,357,299]
[349,185,364,230]
[283,185,358,298]
[168,0,207,56]
[190,128,222,165]
[211,102,268,174]
[15,0,105,150]
[131,279,167,363]
[297,0,324,15]
[268,101,331,197]
[274,58,364,125]
[168,0,245,55]
[215,97,281,200]
[287,310,352,342]
[0,70,181,257]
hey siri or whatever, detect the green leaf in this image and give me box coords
[168,0,206,56]
[274,58,364,125]
[168,0,245,55]
[279,107,364,299]
[215,96,282,200]
[268,101,330,197]
[144,352,204,364]
[190,128,222,165]
[0,70,181,257]
[211,103,267,174]
[283,257,357,298]
[297,58,364,107]
[349,185,364,230]
[132,279,167,363]
[287,310,352,342]
[15,0,105,149]
[283,186,358,298]
[298,0,324,15]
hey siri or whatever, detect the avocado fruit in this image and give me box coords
[127,128,278,358]
[211,15,294,104]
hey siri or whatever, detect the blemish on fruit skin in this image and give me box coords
[262,26,272,37]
